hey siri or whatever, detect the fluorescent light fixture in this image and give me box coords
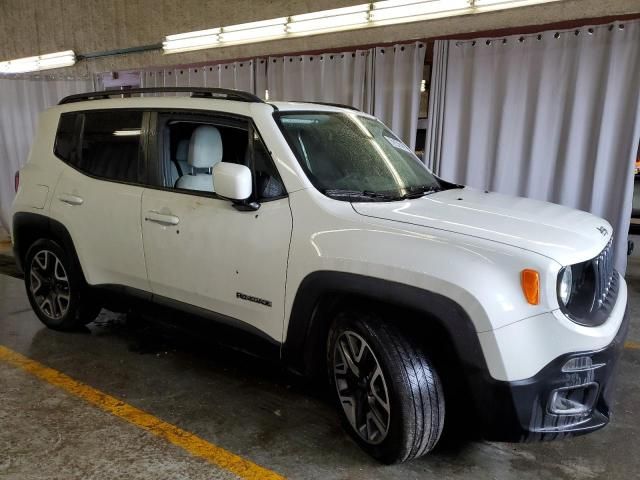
[371,0,470,22]
[163,28,221,54]
[113,129,142,136]
[162,0,565,53]
[474,0,522,5]
[291,3,371,22]
[472,0,565,10]
[0,50,76,74]
[222,17,287,32]
[37,51,76,69]
[219,24,287,43]
[289,4,369,33]
[165,28,221,41]
[288,12,369,33]
[212,17,288,44]
[0,56,38,74]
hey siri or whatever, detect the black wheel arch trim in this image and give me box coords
[12,212,83,279]
[282,271,508,437]
[282,270,489,379]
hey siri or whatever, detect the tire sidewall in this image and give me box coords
[24,238,84,330]
[327,311,422,463]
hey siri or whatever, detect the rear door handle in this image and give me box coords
[58,194,84,206]
[145,211,180,226]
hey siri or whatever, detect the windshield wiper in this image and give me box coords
[397,185,443,200]
[323,186,448,202]
[322,189,400,201]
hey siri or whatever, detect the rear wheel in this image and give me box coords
[328,310,445,464]
[24,239,99,330]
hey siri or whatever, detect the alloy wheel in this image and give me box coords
[333,330,391,445]
[29,250,71,320]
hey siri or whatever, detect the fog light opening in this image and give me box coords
[561,356,605,373]
[549,383,599,416]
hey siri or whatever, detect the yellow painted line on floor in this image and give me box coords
[625,341,640,350]
[0,345,284,480]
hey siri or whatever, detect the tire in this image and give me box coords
[24,238,100,331]
[327,310,445,464]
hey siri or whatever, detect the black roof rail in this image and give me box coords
[58,87,265,105]
[306,101,360,112]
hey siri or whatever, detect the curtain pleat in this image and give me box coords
[372,43,426,150]
[428,21,640,272]
[424,40,449,171]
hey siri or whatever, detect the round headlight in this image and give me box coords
[559,266,573,305]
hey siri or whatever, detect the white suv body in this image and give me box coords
[12,88,628,463]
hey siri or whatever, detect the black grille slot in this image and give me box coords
[594,238,614,307]
[559,238,618,327]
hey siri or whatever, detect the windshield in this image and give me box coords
[276,112,444,201]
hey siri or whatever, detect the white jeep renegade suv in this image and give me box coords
[12,87,629,464]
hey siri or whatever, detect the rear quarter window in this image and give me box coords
[54,110,144,184]
[53,113,78,164]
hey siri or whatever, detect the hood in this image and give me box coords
[351,188,611,265]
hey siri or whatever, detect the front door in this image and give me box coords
[140,111,292,342]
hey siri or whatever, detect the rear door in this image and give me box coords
[49,109,150,292]
[140,111,292,342]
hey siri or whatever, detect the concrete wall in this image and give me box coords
[0,0,638,76]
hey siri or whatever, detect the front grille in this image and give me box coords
[559,238,619,327]
[594,238,615,307]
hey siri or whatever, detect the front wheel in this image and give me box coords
[327,311,445,464]
[24,239,100,331]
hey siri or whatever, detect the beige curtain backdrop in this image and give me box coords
[426,21,640,273]
[266,42,426,150]
[0,77,93,231]
[140,43,426,149]
[266,50,373,112]
[141,60,256,94]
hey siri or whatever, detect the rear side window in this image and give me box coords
[54,110,144,184]
[54,113,78,164]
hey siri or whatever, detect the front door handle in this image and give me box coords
[145,211,180,226]
[58,194,84,206]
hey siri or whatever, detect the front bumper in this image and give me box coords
[479,305,629,442]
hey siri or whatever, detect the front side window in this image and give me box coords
[154,112,285,200]
[55,110,144,183]
[276,112,443,201]
[158,116,248,193]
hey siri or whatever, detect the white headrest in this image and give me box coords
[188,126,223,169]
[176,139,189,162]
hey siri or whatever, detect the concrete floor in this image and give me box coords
[0,251,638,479]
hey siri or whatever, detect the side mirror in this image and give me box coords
[213,163,252,201]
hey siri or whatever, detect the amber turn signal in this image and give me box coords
[521,269,540,305]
